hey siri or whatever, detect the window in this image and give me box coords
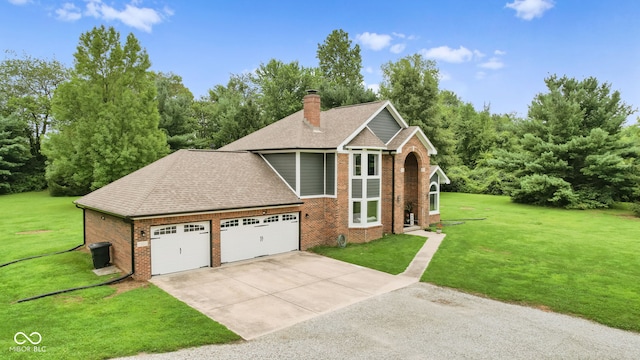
[352,201,362,223]
[243,218,260,226]
[367,200,378,223]
[264,215,279,223]
[350,150,381,227]
[153,226,176,236]
[429,182,439,214]
[353,154,361,176]
[184,224,205,232]
[282,214,297,221]
[368,154,378,176]
[221,219,239,228]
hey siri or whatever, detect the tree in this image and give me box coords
[0,51,70,191]
[191,96,218,149]
[493,75,639,208]
[155,72,196,150]
[0,114,32,194]
[43,26,167,195]
[251,59,320,124]
[316,29,376,108]
[208,74,263,148]
[380,54,456,168]
[317,29,364,88]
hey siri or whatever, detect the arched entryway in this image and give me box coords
[403,152,419,227]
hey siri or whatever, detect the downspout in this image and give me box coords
[391,152,396,234]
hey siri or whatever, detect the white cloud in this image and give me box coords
[506,0,554,20]
[55,3,82,21]
[479,57,505,70]
[84,0,172,33]
[8,0,30,5]
[390,43,405,54]
[439,71,452,82]
[356,32,393,51]
[473,50,486,59]
[392,32,406,39]
[364,66,374,74]
[367,83,380,93]
[494,49,507,55]
[421,45,474,63]
[475,71,486,80]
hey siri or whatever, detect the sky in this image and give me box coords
[1,0,639,121]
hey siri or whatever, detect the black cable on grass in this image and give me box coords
[16,272,133,303]
[0,244,83,268]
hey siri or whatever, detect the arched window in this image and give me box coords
[429,181,439,214]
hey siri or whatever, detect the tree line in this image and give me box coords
[1,26,638,210]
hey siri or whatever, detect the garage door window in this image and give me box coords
[282,214,297,221]
[264,215,279,223]
[184,224,205,232]
[221,219,239,228]
[243,218,260,225]
[154,226,176,236]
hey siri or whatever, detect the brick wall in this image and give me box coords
[84,209,132,273]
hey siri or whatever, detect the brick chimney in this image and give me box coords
[303,89,321,128]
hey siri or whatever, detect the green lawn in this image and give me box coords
[423,192,640,332]
[0,191,240,360]
[309,234,427,274]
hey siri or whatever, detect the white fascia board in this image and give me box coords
[396,127,437,155]
[337,101,400,151]
[430,165,451,184]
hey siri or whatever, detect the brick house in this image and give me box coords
[75,91,450,280]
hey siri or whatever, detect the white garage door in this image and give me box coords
[220,213,299,263]
[151,221,210,275]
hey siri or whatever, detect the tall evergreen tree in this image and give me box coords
[493,75,639,208]
[155,72,196,151]
[43,26,167,195]
[0,114,32,194]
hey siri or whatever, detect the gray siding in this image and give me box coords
[263,153,296,190]
[430,172,438,184]
[300,153,324,196]
[367,179,380,198]
[368,108,401,143]
[325,153,335,195]
[352,179,363,198]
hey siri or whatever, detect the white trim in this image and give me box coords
[394,127,437,155]
[430,165,451,184]
[429,181,440,215]
[348,150,382,228]
[337,101,409,152]
[259,153,297,194]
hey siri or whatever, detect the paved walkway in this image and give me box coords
[150,231,444,340]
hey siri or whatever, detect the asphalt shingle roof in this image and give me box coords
[75,150,302,218]
[220,101,388,151]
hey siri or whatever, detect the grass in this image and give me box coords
[309,233,426,274]
[0,191,240,360]
[423,192,640,332]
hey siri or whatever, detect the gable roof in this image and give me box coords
[75,150,302,218]
[220,100,394,151]
[345,127,387,149]
[430,165,451,184]
[386,126,437,155]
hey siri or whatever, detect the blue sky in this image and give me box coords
[1,0,639,120]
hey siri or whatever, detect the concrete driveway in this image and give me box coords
[150,251,416,339]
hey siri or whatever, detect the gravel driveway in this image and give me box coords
[119,283,640,359]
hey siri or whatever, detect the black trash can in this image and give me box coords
[88,242,112,269]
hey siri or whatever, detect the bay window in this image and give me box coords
[350,150,381,226]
